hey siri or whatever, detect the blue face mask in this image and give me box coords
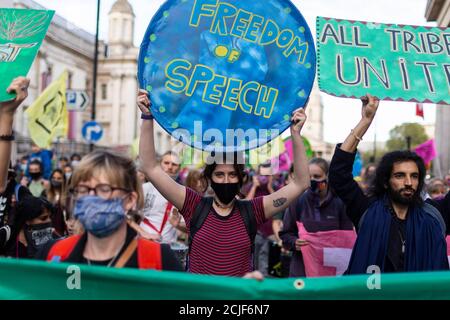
[74,195,126,238]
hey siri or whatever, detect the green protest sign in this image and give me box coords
[317,17,450,104]
[1,258,450,299]
[0,8,54,102]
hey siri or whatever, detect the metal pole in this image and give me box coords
[406,136,412,151]
[90,0,100,152]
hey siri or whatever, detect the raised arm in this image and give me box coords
[263,108,310,219]
[340,94,379,153]
[137,90,186,210]
[328,95,378,227]
[0,77,29,193]
[245,175,260,200]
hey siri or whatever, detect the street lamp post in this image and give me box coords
[90,0,101,152]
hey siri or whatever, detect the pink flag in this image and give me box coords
[414,139,437,164]
[297,222,357,277]
[284,138,293,162]
[271,151,292,173]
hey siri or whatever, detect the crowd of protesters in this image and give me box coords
[1,78,450,280]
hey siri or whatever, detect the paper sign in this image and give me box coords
[317,17,450,104]
[0,8,54,102]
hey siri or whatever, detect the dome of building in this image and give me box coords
[109,0,134,16]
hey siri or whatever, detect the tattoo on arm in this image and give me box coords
[273,198,287,208]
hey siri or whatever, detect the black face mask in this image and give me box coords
[310,179,327,193]
[25,222,53,258]
[30,172,42,180]
[50,180,63,188]
[210,181,240,205]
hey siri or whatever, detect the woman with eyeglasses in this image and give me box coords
[35,150,182,270]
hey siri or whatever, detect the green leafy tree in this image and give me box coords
[361,148,387,164]
[386,123,428,152]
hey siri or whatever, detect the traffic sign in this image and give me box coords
[67,90,89,111]
[82,121,103,143]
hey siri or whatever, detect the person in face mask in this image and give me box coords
[27,159,47,197]
[6,188,59,259]
[35,150,181,271]
[426,179,447,201]
[27,144,53,180]
[279,158,354,277]
[137,90,311,278]
[43,169,68,236]
[57,156,69,170]
[63,164,73,182]
[70,153,82,169]
[139,151,183,245]
[244,164,276,277]
[18,156,28,176]
[0,77,30,254]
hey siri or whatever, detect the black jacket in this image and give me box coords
[329,145,450,272]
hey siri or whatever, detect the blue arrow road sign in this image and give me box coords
[82,121,103,143]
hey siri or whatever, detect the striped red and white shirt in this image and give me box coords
[180,188,266,276]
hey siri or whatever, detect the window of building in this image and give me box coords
[101,84,107,100]
[40,67,52,92]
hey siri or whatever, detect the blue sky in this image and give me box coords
[35,0,439,143]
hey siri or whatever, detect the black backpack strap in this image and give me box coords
[188,197,213,253]
[236,200,257,254]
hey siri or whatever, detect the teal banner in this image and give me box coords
[0,258,450,299]
[317,17,450,104]
[0,8,54,102]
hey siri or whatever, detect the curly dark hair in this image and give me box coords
[369,150,426,204]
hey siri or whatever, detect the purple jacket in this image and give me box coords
[279,189,353,277]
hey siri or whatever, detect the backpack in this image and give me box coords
[188,197,258,255]
[46,234,162,270]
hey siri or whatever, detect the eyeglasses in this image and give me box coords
[71,184,130,199]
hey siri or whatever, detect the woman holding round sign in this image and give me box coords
[138,90,310,277]
[137,0,315,277]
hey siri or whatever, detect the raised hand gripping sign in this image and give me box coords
[138,0,315,152]
[0,9,54,102]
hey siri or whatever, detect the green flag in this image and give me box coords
[0,8,54,102]
[317,17,450,104]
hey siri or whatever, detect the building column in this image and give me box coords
[111,74,122,145]
[120,73,137,145]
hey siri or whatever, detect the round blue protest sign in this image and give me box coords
[138,0,316,152]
